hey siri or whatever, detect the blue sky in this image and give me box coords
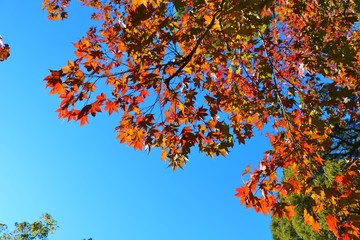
[0,1,272,239]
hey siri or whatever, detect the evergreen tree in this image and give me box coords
[271,120,360,240]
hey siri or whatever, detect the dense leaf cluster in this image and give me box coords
[23,0,360,238]
[272,120,360,240]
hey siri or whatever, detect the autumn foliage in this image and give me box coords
[272,121,360,239]
[41,0,360,238]
[0,35,10,62]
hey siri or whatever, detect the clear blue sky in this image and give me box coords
[0,1,272,239]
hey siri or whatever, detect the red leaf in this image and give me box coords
[326,215,339,237]
[79,115,89,126]
[104,100,118,115]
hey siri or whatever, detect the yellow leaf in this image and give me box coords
[160,137,167,147]
[204,15,220,30]
[62,65,71,73]
[178,103,185,112]
[204,15,212,25]
[213,19,221,31]
[68,60,74,68]
[133,107,141,115]
[199,124,206,132]
[183,66,192,74]
[133,0,147,7]
[161,148,167,161]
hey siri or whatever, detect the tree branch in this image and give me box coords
[163,1,224,90]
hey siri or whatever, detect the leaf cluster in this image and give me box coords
[40,0,360,238]
[0,214,57,240]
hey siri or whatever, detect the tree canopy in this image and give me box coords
[0,214,57,240]
[18,0,360,238]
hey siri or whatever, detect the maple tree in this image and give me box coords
[42,0,360,238]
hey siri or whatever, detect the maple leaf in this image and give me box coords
[284,205,296,220]
[161,148,167,161]
[104,100,118,115]
[132,129,144,150]
[49,83,66,95]
[90,102,102,116]
[242,164,251,176]
[41,1,360,238]
[326,215,339,237]
[304,209,321,233]
[79,115,89,126]
[0,43,10,62]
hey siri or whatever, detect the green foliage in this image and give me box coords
[271,161,341,240]
[271,120,360,239]
[0,214,57,240]
[271,216,299,240]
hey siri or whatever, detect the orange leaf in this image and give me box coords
[104,100,118,115]
[49,83,65,95]
[79,115,89,126]
[161,148,167,161]
[133,140,143,151]
[132,129,144,151]
[242,164,251,176]
[326,215,339,237]
[304,209,321,233]
[284,205,296,219]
